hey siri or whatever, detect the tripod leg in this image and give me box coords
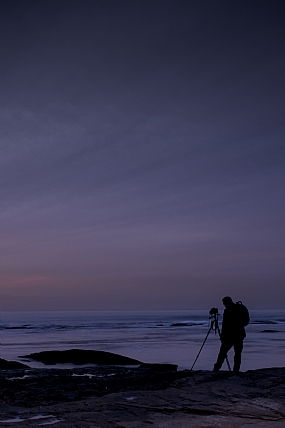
[190,326,212,371]
[217,325,231,371]
[225,355,231,371]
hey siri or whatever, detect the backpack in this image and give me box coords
[235,301,250,326]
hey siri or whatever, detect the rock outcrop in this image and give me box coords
[20,349,142,365]
[0,358,29,369]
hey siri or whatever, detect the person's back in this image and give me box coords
[221,302,246,340]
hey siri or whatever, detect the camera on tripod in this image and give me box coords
[209,307,219,316]
[190,306,231,371]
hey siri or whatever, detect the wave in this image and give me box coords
[251,320,279,325]
[1,324,74,331]
[1,320,208,332]
[171,322,204,327]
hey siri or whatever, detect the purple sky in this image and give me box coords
[1,1,285,310]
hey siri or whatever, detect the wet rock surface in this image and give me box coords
[0,367,284,427]
[0,365,181,407]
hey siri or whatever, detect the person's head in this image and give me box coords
[222,296,234,308]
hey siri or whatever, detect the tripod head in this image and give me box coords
[209,307,220,334]
[209,307,219,316]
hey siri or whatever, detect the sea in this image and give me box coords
[1,310,284,372]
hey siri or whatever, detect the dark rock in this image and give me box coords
[139,363,178,371]
[0,358,29,369]
[261,329,279,333]
[0,365,190,407]
[19,349,142,365]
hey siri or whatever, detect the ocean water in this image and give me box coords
[1,310,284,371]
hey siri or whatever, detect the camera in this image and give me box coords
[209,307,219,315]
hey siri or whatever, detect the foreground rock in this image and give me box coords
[0,367,284,427]
[139,363,178,371]
[20,349,142,365]
[0,365,182,408]
[0,358,29,369]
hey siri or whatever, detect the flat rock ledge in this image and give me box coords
[0,358,29,369]
[0,366,284,427]
[19,349,142,366]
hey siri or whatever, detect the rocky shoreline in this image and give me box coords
[0,353,284,427]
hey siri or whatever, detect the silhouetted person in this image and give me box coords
[213,296,249,373]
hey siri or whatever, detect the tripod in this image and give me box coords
[190,311,231,371]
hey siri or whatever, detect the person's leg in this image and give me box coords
[233,338,244,372]
[213,341,232,371]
